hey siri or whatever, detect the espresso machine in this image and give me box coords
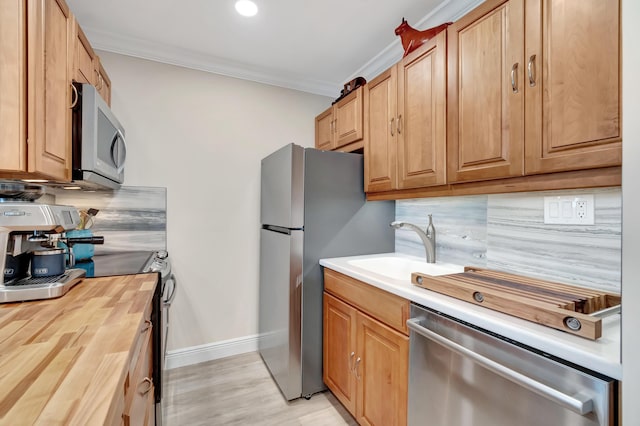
[0,182,99,303]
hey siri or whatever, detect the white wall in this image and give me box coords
[97,51,331,352]
[622,0,640,421]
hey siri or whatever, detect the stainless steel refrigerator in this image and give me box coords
[259,143,395,400]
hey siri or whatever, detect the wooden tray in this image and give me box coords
[411,267,621,340]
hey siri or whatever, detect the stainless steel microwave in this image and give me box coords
[72,83,126,189]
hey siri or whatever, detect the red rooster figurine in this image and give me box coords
[395,18,452,57]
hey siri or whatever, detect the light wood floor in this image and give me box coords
[164,351,358,425]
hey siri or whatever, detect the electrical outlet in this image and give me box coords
[544,195,595,225]
[576,201,588,219]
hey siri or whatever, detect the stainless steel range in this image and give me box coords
[143,249,175,426]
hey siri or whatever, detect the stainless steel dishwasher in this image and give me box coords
[407,303,617,426]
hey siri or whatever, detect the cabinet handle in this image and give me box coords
[354,357,362,380]
[390,117,395,136]
[333,118,338,133]
[70,84,78,108]
[528,55,536,87]
[397,114,403,134]
[511,63,519,93]
[349,351,355,371]
[141,319,152,333]
[138,377,153,395]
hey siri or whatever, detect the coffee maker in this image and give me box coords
[0,182,90,303]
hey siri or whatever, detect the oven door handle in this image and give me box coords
[163,274,177,305]
[407,318,594,415]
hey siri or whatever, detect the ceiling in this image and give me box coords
[66,0,482,98]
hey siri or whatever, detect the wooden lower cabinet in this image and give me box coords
[323,270,409,426]
[356,310,409,426]
[123,307,155,425]
[324,292,358,414]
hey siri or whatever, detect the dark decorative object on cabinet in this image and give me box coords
[332,76,366,104]
[395,18,452,57]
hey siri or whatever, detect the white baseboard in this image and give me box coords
[165,334,259,370]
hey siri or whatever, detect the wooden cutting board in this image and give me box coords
[411,267,621,340]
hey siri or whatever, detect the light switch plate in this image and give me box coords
[544,194,595,225]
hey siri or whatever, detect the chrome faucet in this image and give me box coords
[390,214,436,263]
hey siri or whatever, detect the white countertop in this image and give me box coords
[320,252,622,380]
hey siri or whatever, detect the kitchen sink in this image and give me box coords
[347,256,464,281]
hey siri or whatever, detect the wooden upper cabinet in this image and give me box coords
[315,87,363,151]
[365,34,447,193]
[334,87,363,149]
[26,0,73,181]
[71,15,97,85]
[447,0,525,183]
[315,106,334,150]
[0,0,27,173]
[364,67,397,192]
[523,0,621,174]
[448,0,620,185]
[397,31,447,189]
[70,14,112,106]
[95,56,112,106]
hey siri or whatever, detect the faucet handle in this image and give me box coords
[426,214,435,238]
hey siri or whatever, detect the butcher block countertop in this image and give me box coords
[0,273,158,425]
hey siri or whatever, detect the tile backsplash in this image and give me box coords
[53,186,167,254]
[395,187,621,292]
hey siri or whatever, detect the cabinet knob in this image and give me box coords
[138,377,153,395]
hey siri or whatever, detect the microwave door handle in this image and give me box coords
[111,129,127,173]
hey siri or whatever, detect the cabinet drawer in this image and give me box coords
[324,268,410,335]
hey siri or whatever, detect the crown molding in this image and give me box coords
[345,0,484,82]
[84,27,338,97]
[83,0,484,97]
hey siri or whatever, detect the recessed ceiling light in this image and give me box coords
[235,0,258,17]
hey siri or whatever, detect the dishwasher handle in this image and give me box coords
[407,317,594,416]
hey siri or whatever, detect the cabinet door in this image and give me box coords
[397,31,447,189]
[323,292,357,416]
[125,327,154,426]
[95,57,111,106]
[447,0,525,183]
[0,0,27,172]
[315,106,334,150]
[72,17,97,85]
[524,0,621,174]
[364,67,397,192]
[356,312,409,426]
[27,0,72,181]
[334,87,363,149]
